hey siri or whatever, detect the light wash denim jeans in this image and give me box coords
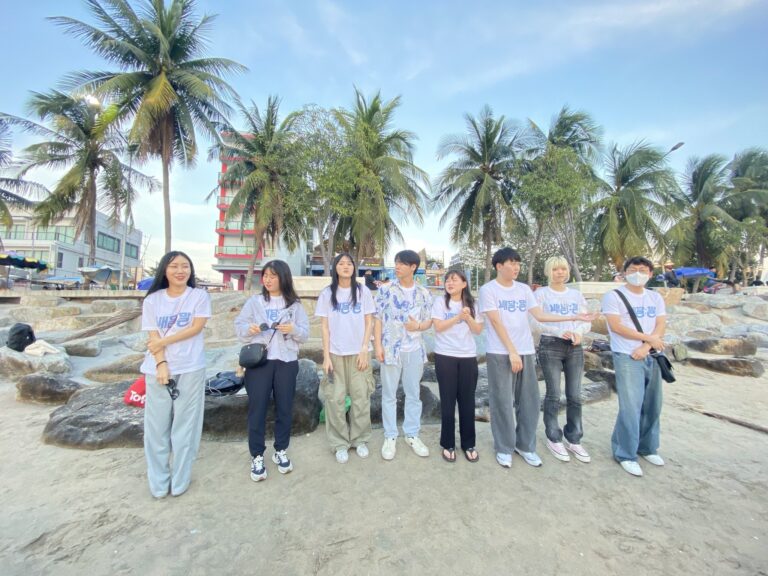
[538,336,584,444]
[380,349,424,439]
[611,352,663,462]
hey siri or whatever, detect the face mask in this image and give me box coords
[625,272,649,286]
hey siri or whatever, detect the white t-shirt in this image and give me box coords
[531,286,591,338]
[431,296,482,358]
[399,284,422,352]
[478,280,539,355]
[315,284,375,356]
[140,287,212,375]
[601,286,667,355]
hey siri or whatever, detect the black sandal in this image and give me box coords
[464,448,479,463]
[442,448,456,463]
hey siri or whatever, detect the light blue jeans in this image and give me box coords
[380,349,424,439]
[611,353,663,462]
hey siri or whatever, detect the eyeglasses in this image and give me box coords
[167,378,180,400]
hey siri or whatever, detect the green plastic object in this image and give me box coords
[319,395,351,423]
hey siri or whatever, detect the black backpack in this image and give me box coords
[205,371,244,397]
[7,323,36,352]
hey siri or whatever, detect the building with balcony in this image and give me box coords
[213,160,310,290]
[0,206,143,282]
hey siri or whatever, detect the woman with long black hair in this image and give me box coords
[235,260,309,482]
[140,251,211,498]
[431,270,484,463]
[315,253,376,464]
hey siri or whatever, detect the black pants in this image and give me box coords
[434,353,478,451]
[244,359,299,457]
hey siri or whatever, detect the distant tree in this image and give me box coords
[0,119,46,234]
[52,0,246,253]
[2,92,156,264]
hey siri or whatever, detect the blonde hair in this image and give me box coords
[544,256,571,283]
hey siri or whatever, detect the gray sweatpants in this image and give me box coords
[486,353,540,454]
[144,367,206,498]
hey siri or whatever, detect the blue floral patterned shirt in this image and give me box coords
[374,280,432,365]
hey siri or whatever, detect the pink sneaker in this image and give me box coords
[564,440,591,463]
[546,439,570,462]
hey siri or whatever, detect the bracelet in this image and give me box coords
[156,360,168,368]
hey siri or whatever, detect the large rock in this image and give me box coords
[204,359,321,439]
[43,381,144,449]
[591,316,609,336]
[297,338,325,364]
[655,287,685,306]
[686,357,765,378]
[665,313,722,336]
[369,379,441,427]
[0,345,72,378]
[16,374,83,404]
[83,353,145,383]
[9,305,81,322]
[19,295,63,307]
[669,343,689,362]
[63,337,103,357]
[90,300,140,314]
[119,332,148,352]
[685,338,757,356]
[685,293,746,309]
[585,368,616,390]
[742,301,768,321]
[584,350,603,371]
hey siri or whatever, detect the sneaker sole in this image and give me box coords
[565,445,591,463]
[355,449,369,459]
[250,472,267,482]
[381,452,395,461]
[496,457,512,468]
[514,449,542,467]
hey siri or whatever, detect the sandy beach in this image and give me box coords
[1,359,766,576]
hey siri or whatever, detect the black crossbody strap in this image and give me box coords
[613,289,644,333]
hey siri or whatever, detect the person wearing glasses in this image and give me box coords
[140,251,212,498]
[235,260,309,482]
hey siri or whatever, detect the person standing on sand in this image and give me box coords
[601,256,667,477]
[431,269,484,463]
[235,260,309,482]
[316,253,376,464]
[479,247,594,470]
[141,251,211,498]
[374,250,433,461]
[530,256,593,464]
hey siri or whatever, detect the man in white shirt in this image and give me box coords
[601,256,667,477]
[479,247,592,469]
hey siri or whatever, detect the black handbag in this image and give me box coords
[613,289,676,383]
[238,319,282,369]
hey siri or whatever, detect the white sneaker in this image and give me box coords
[515,448,543,467]
[564,440,592,463]
[250,455,267,482]
[335,449,349,464]
[496,452,512,468]
[405,436,430,457]
[620,460,643,477]
[355,444,369,459]
[271,450,293,474]
[546,439,571,462]
[381,438,397,460]
[642,454,665,466]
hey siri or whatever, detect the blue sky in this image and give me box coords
[1,0,767,278]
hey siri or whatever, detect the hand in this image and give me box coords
[561,331,574,341]
[248,324,262,336]
[631,344,651,360]
[459,307,473,322]
[570,333,582,346]
[276,323,294,335]
[575,312,598,322]
[375,345,384,363]
[356,350,369,371]
[509,352,523,373]
[323,357,333,376]
[156,363,170,385]
[147,338,166,355]
[404,316,420,331]
[647,335,665,351]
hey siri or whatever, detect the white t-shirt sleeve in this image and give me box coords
[601,291,621,316]
[524,284,538,311]
[315,287,330,318]
[473,303,484,323]
[478,285,497,313]
[141,294,158,331]
[194,289,212,318]
[431,296,445,319]
[361,285,376,315]
[655,292,667,317]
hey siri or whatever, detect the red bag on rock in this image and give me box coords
[124,376,146,408]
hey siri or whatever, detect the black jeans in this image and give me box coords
[244,359,299,456]
[537,336,584,444]
[434,353,478,451]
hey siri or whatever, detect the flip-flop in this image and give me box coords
[464,448,479,463]
[442,448,456,463]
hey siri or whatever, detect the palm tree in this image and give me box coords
[587,141,682,269]
[335,88,429,261]
[523,106,603,281]
[2,91,156,264]
[51,0,245,253]
[0,119,45,234]
[212,96,305,290]
[433,105,525,282]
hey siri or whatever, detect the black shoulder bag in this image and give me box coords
[613,289,675,383]
[239,307,290,369]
